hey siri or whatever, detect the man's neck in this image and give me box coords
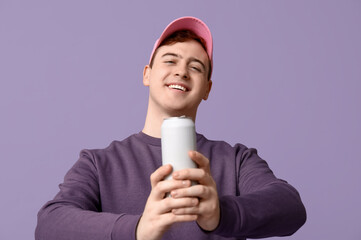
[142,108,163,138]
[142,105,196,138]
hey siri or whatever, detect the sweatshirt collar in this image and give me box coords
[136,131,205,147]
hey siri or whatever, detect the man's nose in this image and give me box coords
[174,63,189,79]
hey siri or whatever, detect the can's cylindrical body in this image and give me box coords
[161,116,197,180]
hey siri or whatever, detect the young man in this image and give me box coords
[35,17,306,240]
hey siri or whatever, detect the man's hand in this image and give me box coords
[170,151,220,231]
[136,164,199,240]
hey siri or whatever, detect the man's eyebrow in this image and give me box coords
[161,53,207,71]
[161,53,181,58]
[189,57,206,71]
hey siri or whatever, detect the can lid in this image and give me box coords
[163,115,190,121]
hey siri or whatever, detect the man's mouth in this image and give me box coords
[168,84,188,92]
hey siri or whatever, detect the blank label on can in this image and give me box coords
[161,116,197,180]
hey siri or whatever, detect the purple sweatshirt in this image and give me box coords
[35,132,306,240]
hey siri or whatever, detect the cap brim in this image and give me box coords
[149,16,213,65]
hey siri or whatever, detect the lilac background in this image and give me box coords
[1,1,360,239]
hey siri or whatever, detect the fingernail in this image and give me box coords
[173,172,179,178]
[171,191,177,197]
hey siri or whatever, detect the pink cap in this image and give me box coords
[149,16,213,67]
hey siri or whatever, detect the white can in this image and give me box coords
[161,116,197,180]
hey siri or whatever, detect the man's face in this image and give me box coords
[143,40,212,117]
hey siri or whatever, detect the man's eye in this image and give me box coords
[190,66,201,72]
[165,60,175,64]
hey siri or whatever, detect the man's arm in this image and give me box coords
[213,147,307,238]
[35,150,140,240]
[170,148,306,238]
[170,151,221,231]
[36,150,201,240]
[136,164,199,240]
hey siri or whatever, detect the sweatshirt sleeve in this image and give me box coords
[213,147,307,238]
[35,150,141,240]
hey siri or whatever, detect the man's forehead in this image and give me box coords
[156,41,209,61]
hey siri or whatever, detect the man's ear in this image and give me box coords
[143,65,151,86]
[203,79,213,100]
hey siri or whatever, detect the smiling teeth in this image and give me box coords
[169,84,187,92]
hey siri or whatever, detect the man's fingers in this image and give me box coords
[150,164,172,187]
[171,184,211,199]
[172,168,212,186]
[148,195,199,215]
[161,196,199,212]
[172,206,199,215]
[188,151,209,168]
[151,179,192,200]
